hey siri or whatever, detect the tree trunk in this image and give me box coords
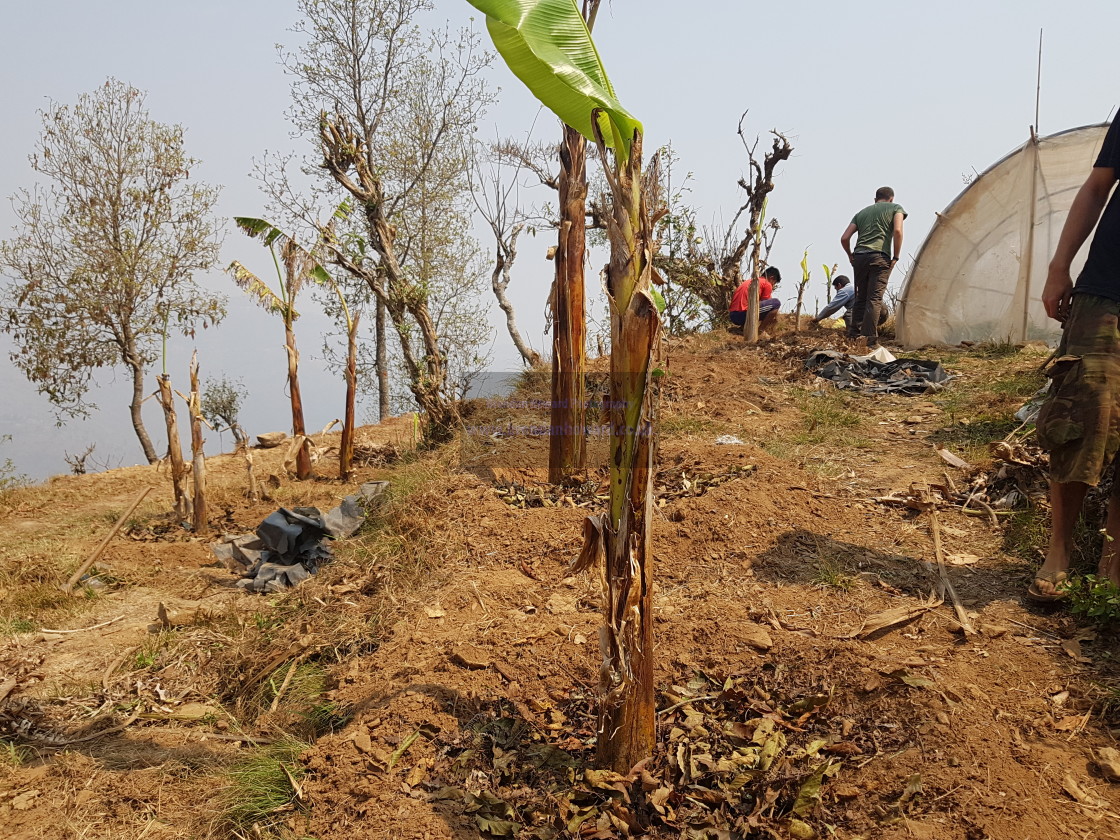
[127,354,158,464]
[548,123,589,484]
[320,119,457,443]
[376,293,390,421]
[285,321,312,479]
[794,279,809,330]
[240,439,260,503]
[744,277,760,343]
[340,311,361,480]
[593,131,659,773]
[187,352,208,534]
[157,374,192,522]
[363,205,456,442]
[493,227,542,368]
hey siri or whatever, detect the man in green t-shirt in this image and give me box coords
[840,186,907,345]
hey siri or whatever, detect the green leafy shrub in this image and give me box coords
[1065,575,1120,625]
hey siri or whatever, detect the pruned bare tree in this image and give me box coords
[158,374,192,521]
[282,0,493,442]
[63,444,96,476]
[672,113,791,333]
[186,352,208,533]
[727,116,793,342]
[470,141,543,368]
[722,117,792,282]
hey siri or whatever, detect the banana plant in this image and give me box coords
[794,247,812,329]
[468,0,662,772]
[228,218,325,480]
[822,262,838,304]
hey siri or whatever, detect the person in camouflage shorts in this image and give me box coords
[1034,115,1120,601]
[1037,297,1120,488]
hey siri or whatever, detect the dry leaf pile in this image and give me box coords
[405,669,936,839]
[351,440,401,467]
[912,440,1049,519]
[495,465,756,511]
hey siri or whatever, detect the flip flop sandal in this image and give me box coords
[1026,569,1069,603]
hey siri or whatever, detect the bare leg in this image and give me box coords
[1038,480,1089,595]
[1101,493,1120,587]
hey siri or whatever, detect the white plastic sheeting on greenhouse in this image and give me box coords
[897,123,1110,348]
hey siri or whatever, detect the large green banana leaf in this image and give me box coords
[466,0,641,159]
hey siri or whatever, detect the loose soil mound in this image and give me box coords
[1,332,1118,840]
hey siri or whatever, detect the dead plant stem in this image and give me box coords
[269,660,300,713]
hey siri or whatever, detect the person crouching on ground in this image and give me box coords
[1032,114,1120,602]
[729,266,782,334]
[811,275,854,326]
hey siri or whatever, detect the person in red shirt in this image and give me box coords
[729,266,782,333]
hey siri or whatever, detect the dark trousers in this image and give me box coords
[850,251,892,342]
[729,297,779,326]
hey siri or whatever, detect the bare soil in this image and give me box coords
[1,331,1118,840]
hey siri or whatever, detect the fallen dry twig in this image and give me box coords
[41,615,125,634]
[28,712,141,747]
[103,645,138,691]
[851,592,943,638]
[919,488,976,635]
[63,486,152,593]
[268,660,300,713]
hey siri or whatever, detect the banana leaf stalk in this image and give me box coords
[549,1,601,485]
[229,216,349,481]
[157,373,192,522]
[822,262,838,303]
[467,0,659,771]
[187,351,208,533]
[586,124,662,771]
[548,120,589,484]
[794,247,811,329]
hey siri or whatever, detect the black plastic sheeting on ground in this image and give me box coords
[211,481,388,593]
[805,350,952,395]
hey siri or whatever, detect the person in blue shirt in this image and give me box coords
[811,275,854,326]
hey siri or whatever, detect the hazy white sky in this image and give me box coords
[1,1,1116,478]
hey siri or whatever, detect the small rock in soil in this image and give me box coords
[450,644,491,670]
[256,431,287,448]
[353,729,372,754]
[741,622,773,651]
[546,592,577,614]
[1095,747,1120,782]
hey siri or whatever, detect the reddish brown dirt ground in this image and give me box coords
[1,332,1118,840]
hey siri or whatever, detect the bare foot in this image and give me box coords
[1033,557,1070,598]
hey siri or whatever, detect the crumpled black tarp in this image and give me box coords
[211,481,388,593]
[805,350,952,395]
